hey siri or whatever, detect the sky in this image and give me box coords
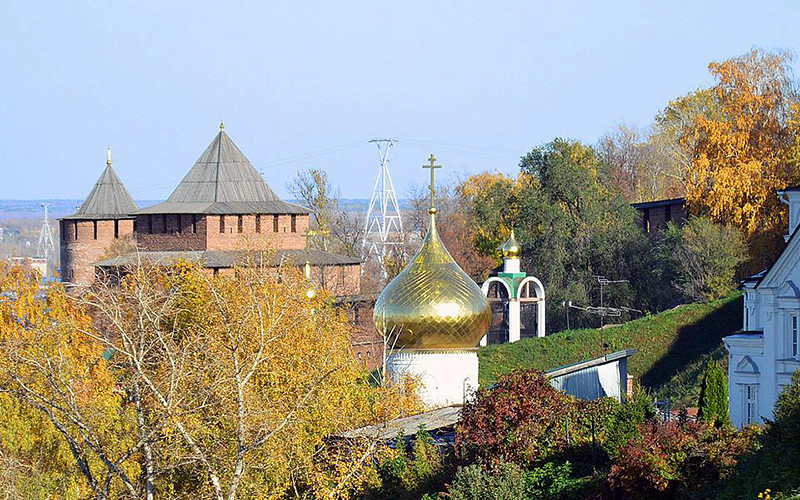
[1,1,799,201]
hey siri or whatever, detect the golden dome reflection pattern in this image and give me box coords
[501,229,521,259]
[373,215,491,349]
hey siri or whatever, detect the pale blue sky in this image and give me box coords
[1,1,798,200]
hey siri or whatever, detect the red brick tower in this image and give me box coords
[59,149,139,286]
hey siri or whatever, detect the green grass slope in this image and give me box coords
[478,294,743,400]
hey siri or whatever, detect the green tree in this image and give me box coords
[659,217,747,302]
[463,138,668,331]
[697,360,729,426]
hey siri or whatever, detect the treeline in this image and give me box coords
[429,48,798,331]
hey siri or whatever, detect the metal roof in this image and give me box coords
[93,248,361,268]
[136,130,308,215]
[545,348,637,379]
[61,164,139,220]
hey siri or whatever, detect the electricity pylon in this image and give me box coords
[362,139,403,279]
[36,203,56,276]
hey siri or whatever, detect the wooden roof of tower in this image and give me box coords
[62,154,139,220]
[137,128,308,215]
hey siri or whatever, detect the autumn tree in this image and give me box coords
[675,48,800,267]
[0,262,141,499]
[290,168,364,258]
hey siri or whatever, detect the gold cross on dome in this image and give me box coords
[422,154,441,212]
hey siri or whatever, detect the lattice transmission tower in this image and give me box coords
[362,139,403,279]
[36,203,56,275]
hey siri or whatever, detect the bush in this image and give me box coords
[456,370,616,466]
[697,360,729,426]
[448,462,528,500]
[372,427,446,499]
[447,461,591,500]
[603,384,657,457]
[607,420,758,498]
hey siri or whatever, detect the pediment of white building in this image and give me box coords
[735,355,759,374]
[760,227,800,289]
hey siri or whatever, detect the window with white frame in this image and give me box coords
[745,385,759,424]
[792,314,799,359]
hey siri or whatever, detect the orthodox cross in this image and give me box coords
[422,154,441,212]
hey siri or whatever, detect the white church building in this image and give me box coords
[724,187,800,427]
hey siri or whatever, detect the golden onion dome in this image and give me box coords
[373,212,491,349]
[501,229,521,259]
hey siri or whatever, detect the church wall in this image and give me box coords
[60,219,134,286]
[204,214,309,251]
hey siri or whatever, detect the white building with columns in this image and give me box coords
[481,230,545,346]
[724,187,800,428]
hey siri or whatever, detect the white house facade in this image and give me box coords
[724,187,800,428]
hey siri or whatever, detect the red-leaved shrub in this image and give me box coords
[456,370,614,466]
[607,420,759,499]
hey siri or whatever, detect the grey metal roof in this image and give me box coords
[545,348,637,379]
[136,130,308,215]
[93,248,361,268]
[61,164,139,220]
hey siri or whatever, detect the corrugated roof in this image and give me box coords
[93,248,361,268]
[137,129,308,215]
[61,163,139,220]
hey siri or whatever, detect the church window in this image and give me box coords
[367,351,372,359]
[74,222,78,240]
[191,215,197,233]
[745,385,759,424]
[177,215,182,234]
[93,221,97,240]
[162,214,168,233]
[291,214,297,233]
[792,315,799,358]
[357,352,363,360]
[114,220,119,239]
[273,215,279,232]
[238,215,243,233]
[255,214,261,233]
[148,216,153,234]
[220,216,225,234]
[665,204,672,223]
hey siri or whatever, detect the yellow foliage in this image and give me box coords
[679,49,800,267]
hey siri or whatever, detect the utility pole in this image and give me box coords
[36,203,56,277]
[362,139,403,280]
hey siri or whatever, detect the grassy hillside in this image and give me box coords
[479,294,742,402]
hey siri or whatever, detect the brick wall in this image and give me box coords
[60,218,134,286]
[204,214,309,251]
[340,299,384,371]
[135,214,208,251]
[310,263,361,297]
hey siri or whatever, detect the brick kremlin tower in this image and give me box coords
[59,149,139,285]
